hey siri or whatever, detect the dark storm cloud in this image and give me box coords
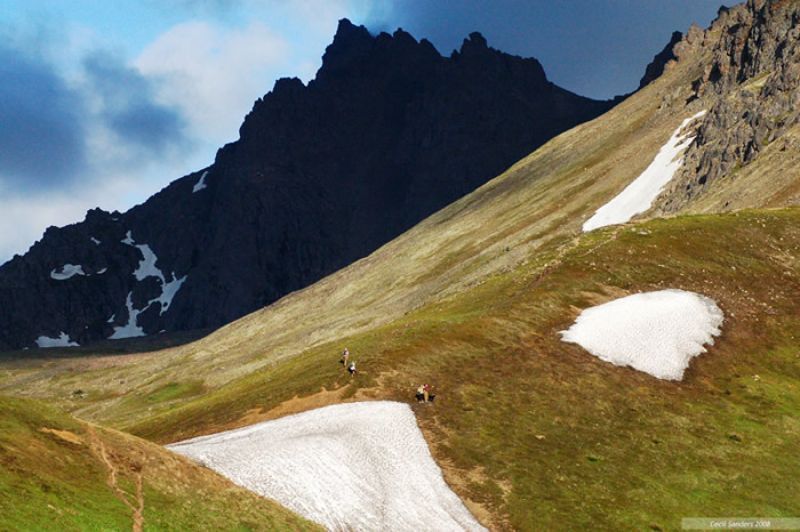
[367,0,725,99]
[83,51,189,157]
[0,43,88,189]
[0,40,190,193]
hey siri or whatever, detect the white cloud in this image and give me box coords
[0,153,202,260]
[0,2,381,264]
[135,21,290,146]
[0,188,110,259]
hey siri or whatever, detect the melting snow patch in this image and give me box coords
[35,332,79,348]
[192,170,208,193]
[560,289,723,380]
[169,401,486,532]
[109,293,146,339]
[583,111,706,232]
[156,275,187,313]
[111,231,189,338]
[90,237,101,245]
[132,244,164,283]
[50,264,86,280]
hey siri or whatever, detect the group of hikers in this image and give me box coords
[340,347,357,376]
[339,347,435,403]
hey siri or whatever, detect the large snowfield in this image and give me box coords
[560,289,724,380]
[169,401,486,532]
[583,111,706,232]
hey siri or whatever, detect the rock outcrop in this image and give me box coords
[0,19,614,351]
[656,0,800,211]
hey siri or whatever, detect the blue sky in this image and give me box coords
[0,0,724,262]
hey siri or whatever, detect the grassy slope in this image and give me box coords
[0,50,708,428]
[112,208,800,530]
[0,395,320,531]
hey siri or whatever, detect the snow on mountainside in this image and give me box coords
[34,331,79,348]
[192,170,209,193]
[49,264,86,280]
[583,111,706,231]
[560,289,724,380]
[170,402,485,532]
[110,231,187,340]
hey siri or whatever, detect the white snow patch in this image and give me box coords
[35,332,79,348]
[90,237,101,245]
[107,313,115,324]
[169,401,486,532]
[109,231,189,339]
[132,243,165,283]
[97,267,108,274]
[50,264,86,280]
[560,289,723,380]
[155,275,187,313]
[109,293,146,339]
[583,110,707,232]
[192,170,209,193]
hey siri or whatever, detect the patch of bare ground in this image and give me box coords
[38,427,84,446]
[87,425,144,532]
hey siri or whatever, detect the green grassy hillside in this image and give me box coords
[0,55,704,429]
[122,208,800,530]
[0,395,320,531]
[4,208,798,530]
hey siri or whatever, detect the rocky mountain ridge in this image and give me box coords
[0,19,613,351]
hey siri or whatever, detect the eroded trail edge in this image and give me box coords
[87,426,144,532]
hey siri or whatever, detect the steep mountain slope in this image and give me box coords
[0,395,320,531]
[0,19,612,351]
[1,0,799,529]
[5,208,798,530]
[3,0,799,435]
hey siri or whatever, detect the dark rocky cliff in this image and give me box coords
[0,19,614,351]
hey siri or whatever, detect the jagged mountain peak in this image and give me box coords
[0,17,614,352]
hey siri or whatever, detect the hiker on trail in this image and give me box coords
[423,383,431,403]
[348,361,357,376]
[416,385,425,402]
[341,347,350,367]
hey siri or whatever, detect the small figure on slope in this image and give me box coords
[416,384,435,403]
[416,384,425,402]
[348,361,357,377]
[341,347,350,368]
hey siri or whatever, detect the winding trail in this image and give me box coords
[87,426,144,532]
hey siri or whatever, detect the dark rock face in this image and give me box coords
[660,0,800,210]
[639,31,683,89]
[0,20,614,351]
